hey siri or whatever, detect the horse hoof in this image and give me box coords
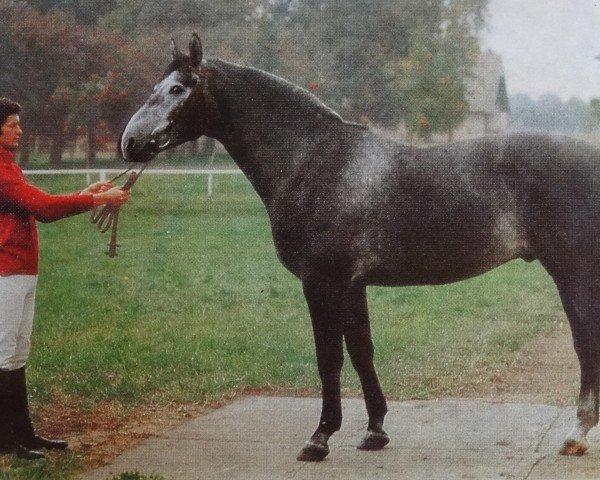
[560,438,589,456]
[297,441,330,462]
[357,430,390,451]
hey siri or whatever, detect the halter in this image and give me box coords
[90,162,149,257]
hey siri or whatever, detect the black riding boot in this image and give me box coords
[0,369,44,459]
[10,367,67,451]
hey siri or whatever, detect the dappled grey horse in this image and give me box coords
[121,34,600,461]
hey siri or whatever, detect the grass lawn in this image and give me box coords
[3,169,565,478]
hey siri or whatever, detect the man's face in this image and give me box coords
[0,114,22,151]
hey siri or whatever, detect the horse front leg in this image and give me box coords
[297,277,345,462]
[343,284,389,451]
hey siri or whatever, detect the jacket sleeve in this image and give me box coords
[0,165,94,223]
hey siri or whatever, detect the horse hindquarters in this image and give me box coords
[550,268,600,455]
[297,276,388,461]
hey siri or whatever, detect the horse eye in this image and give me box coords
[170,85,185,95]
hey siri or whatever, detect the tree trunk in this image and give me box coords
[49,122,66,167]
[86,122,97,167]
[18,133,31,167]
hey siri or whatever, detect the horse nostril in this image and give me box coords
[126,137,136,153]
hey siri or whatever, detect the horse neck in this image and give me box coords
[207,60,340,206]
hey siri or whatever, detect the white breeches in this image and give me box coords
[0,275,37,370]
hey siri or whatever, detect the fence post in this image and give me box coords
[208,173,213,196]
[100,170,107,183]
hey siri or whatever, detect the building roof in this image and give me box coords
[466,50,510,114]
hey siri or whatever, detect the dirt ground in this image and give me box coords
[460,319,579,406]
[34,319,580,471]
[35,400,212,469]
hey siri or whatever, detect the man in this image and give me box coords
[0,97,130,459]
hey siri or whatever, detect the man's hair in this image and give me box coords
[0,97,21,128]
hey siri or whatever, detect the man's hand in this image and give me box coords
[81,181,112,195]
[92,187,131,207]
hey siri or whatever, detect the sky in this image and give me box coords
[480,0,600,101]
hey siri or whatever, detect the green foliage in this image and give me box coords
[2,0,490,143]
[99,0,259,36]
[54,71,130,152]
[286,0,415,125]
[0,3,80,116]
[0,3,139,132]
[510,93,599,134]
[590,98,600,125]
[0,451,81,480]
[393,0,483,139]
[105,472,165,480]
[24,0,117,25]
[394,41,469,139]
[261,0,487,131]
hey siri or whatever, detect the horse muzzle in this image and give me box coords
[121,119,174,163]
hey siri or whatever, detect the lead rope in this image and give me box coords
[90,163,149,257]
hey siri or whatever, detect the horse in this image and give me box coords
[120,33,600,462]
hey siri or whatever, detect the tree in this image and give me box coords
[390,0,483,139]
[279,0,422,126]
[23,0,117,25]
[564,97,589,133]
[2,0,491,161]
[394,41,470,140]
[59,71,128,166]
[261,0,486,133]
[0,1,158,165]
[508,94,539,131]
[590,98,600,122]
[0,3,87,164]
[97,0,489,136]
[99,0,260,36]
[509,93,595,134]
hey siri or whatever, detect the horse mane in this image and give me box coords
[213,59,352,127]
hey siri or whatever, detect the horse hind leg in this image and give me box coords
[342,284,389,451]
[553,273,600,456]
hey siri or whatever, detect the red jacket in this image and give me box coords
[0,147,94,275]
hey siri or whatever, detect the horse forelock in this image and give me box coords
[162,53,197,83]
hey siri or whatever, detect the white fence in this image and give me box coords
[22,168,244,196]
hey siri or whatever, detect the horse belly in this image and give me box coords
[353,210,531,287]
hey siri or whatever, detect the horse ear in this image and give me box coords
[189,33,203,69]
[170,38,180,62]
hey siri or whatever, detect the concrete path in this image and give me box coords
[81,397,600,480]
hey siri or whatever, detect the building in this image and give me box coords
[453,50,510,139]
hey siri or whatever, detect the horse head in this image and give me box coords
[120,34,213,163]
